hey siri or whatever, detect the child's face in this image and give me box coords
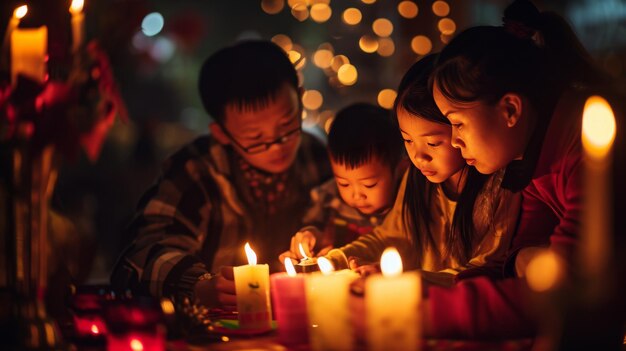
[331,157,396,216]
[397,107,465,184]
[433,85,521,175]
[219,83,302,174]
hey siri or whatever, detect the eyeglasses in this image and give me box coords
[219,124,302,154]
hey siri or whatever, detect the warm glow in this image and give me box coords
[343,8,362,25]
[440,33,453,44]
[287,50,302,64]
[244,242,257,265]
[324,117,334,134]
[160,298,175,315]
[271,34,293,52]
[331,55,349,72]
[438,18,456,35]
[69,0,84,14]
[261,0,285,15]
[313,49,333,69]
[284,257,297,276]
[582,95,616,159]
[14,5,28,19]
[298,242,309,259]
[359,35,379,53]
[432,1,450,17]
[526,250,563,292]
[221,336,230,342]
[362,0,376,4]
[337,64,358,85]
[90,324,100,334]
[317,257,334,275]
[380,247,403,277]
[398,1,418,19]
[377,38,395,57]
[303,90,323,110]
[378,89,397,109]
[310,3,332,23]
[372,18,393,37]
[287,0,306,8]
[130,338,144,351]
[291,4,309,21]
[411,35,432,55]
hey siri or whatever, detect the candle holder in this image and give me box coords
[68,285,116,345]
[296,257,319,273]
[103,298,166,351]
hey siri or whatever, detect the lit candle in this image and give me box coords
[270,257,309,346]
[69,0,85,53]
[580,96,616,280]
[365,247,421,351]
[296,242,318,273]
[305,256,358,351]
[107,332,165,351]
[11,25,48,85]
[2,5,27,54]
[233,242,273,330]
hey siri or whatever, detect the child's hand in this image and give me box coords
[289,230,317,258]
[348,256,381,277]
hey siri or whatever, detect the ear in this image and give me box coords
[209,122,230,145]
[499,93,523,128]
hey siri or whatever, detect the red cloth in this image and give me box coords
[425,90,596,339]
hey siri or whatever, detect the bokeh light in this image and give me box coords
[410,35,432,55]
[291,4,309,21]
[337,64,358,85]
[331,55,350,72]
[432,1,450,17]
[359,35,379,53]
[398,1,418,19]
[310,3,332,23]
[378,89,397,109]
[343,8,362,25]
[438,18,456,35]
[377,38,395,57]
[303,90,324,110]
[372,18,393,37]
[271,34,293,51]
[313,49,334,69]
[141,12,164,37]
[261,0,285,15]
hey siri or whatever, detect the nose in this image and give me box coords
[450,129,465,149]
[411,147,432,166]
[351,187,366,201]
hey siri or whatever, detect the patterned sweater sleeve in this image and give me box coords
[111,141,216,300]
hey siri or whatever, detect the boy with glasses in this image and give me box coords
[111,40,331,307]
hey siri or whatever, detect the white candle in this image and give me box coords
[11,25,48,85]
[580,96,616,280]
[305,257,358,351]
[365,247,421,351]
[233,242,272,330]
[2,5,27,54]
[69,0,85,53]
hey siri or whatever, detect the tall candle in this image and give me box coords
[2,5,28,55]
[11,26,48,85]
[365,247,421,351]
[580,96,616,281]
[270,257,309,346]
[69,0,85,53]
[233,242,272,330]
[305,257,358,351]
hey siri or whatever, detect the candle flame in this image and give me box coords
[284,257,297,276]
[582,95,616,159]
[14,5,28,19]
[130,338,144,351]
[525,249,564,292]
[244,242,257,265]
[317,256,334,275]
[70,0,84,14]
[298,243,309,259]
[90,324,99,334]
[380,247,403,277]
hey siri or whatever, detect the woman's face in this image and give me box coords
[397,107,465,184]
[432,84,523,175]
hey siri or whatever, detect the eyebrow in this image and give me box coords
[334,175,378,181]
[400,128,446,137]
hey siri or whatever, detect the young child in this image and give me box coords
[423,0,621,339]
[279,103,406,263]
[111,40,332,307]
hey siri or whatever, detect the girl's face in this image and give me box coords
[397,107,465,184]
[432,84,522,175]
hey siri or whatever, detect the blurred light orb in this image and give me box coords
[378,89,397,109]
[150,36,175,62]
[287,0,307,8]
[310,0,330,4]
[303,90,324,110]
[361,0,376,4]
[377,38,395,57]
[337,64,358,85]
[271,34,293,51]
[410,35,432,55]
[261,0,285,15]
[141,12,164,37]
[398,1,418,19]
[313,49,334,69]
[440,33,453,44]
[432,1,450,17]
[372,18,393,37]
[324,117,334,134]
[359,35,379,53]
[331,55,349,72]
[438,18,456,35]
[526,250,564,292]
[310,3,332,23]
[343,8,362,25]
[291,4,309,21]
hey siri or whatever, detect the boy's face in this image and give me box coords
[331,157,396,216]
[215,83,302,174]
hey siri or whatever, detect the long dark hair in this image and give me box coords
[433,0,609,115]
[394,54,488,265]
